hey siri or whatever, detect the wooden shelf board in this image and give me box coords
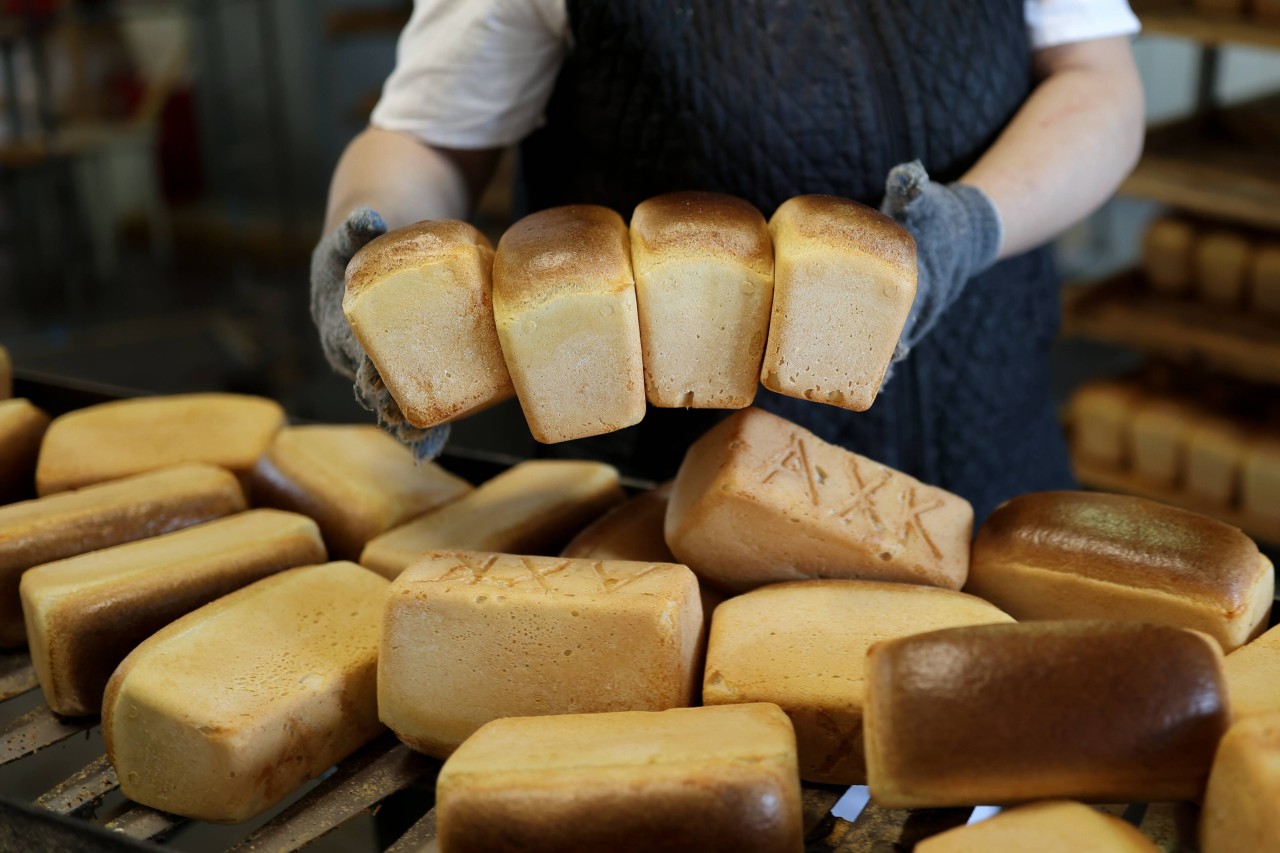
[1074,458,1280,548]
[1062,272,1280,385]
[1140,9,1280,49]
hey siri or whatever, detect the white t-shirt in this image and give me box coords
[372,0,1140,150]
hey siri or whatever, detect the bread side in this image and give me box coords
[631,191,773,408]
[1186,414,1248,506]
[102,563,387,822]
[1225,625,1280,720]
[864,621,1231,807]
[1195,230,1251,307]
[666,407,971,592]
[1243,435,1280,526]
[0,398,50,504]
[1130,398,1197,487]
[493,205,645,442]
[916,801,1159,853]
[379,551,702,758]
[36,393,285,495]
[1141,215,1196,294]
[968,491,1272,651]
[1069,380,1144,468]
[1252,244,1280,317]
[761,195,916,412]
[702,580,1012,784]
[0,463,246,648]
[360,460,623,578]
[344,220,513,428]
[251,424,472,559]
[436,704,803,853]
[1200,713,1280,853]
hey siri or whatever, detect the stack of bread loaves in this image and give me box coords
[1142,214,1280,314]
[345,191,916,444]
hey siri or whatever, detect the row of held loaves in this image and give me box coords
[1070,378,1280,523]
[1143,214,1280,314]
[342,192,918,443]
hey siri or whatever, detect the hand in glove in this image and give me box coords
[310,207,450,461]
[880,161,1004,364]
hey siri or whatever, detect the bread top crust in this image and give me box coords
[345,219,494,298]
[630,192,772,277]
[492,205,633,307]
[973,491,1265,610]
[769,194,916,276]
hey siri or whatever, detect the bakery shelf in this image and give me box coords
[1139,9,1280,50]
[1062,272,1280,385]
[1074,457,1280,548]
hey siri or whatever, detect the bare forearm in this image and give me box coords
[324,127,475,233]
[961,37,1144,260]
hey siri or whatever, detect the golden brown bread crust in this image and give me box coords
[1200,712,1280,853]
[972,491,1264,609]
[916,801,1160,852]
[0,399,50,504]
[1225,625,1280,720]
[344,219,494,299]
[493,205,633,306]
[769,194,915,275]
[560,483,675,564]
[436,704,803,853]
[0,463,246,648]
[864,621,1231,807]
[630,191,772,277]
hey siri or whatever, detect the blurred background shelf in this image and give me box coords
[1138,8,1280,49]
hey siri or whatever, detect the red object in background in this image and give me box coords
[157,87,204,202]
[1,0,59,17]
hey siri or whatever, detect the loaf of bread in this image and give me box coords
[23,508,326,716]
[343,220,513,428]
[1225,625,1280,720]
[103,562,387,822]
[1129,397,1197,487]
[1200,713,1280,853]
[1186,413,1248,506]
[1141,215,1196,295]
[0,463,246,648]
[0,398,50,504]
[702,580,1012,785]
[761,195,916,412]
[560,483,674,563]
[380,551,702,758]
[492,205,645,443]
[0,345,10,399]
[436,704,803,853]
[1069,380,1143,468]
[968,491,1272,651]
[666,407,972,592]
[864,621,1231,807]
[1242,435,1280,525]
[360,460,623,578]
[1252,244,1280,317]
[251,424,472,559]
[36,393,285,495]
[916,801,1159,853]
[1195,230,1251,307]
[629,191,773,409]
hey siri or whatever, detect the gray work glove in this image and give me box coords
[310,207,450,461]
[880,160,1004,365]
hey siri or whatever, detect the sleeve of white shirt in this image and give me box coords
[1025,0,1141,51]
[370,0,569,149]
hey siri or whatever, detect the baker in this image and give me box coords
[311,0,1144,523]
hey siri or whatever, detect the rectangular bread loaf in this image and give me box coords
[968,491,1272,651]
[343,220,513,428]
[762,195,916,412]
[0,463,246,648]
[0,398,50,504]
[1141,215,1195,295]
[703,579,1011,785]
[1069,380,1143,468]
[492,205,645,443]
[917,801,1159,853]
[36,393,285,495]
[360,460,623,578]
[1130,397,1196,487]
[102,562,388,822]
[1252,244,1280,317]
[251,424,472,559]
[864,621,1231,807]
[1195,230,1251,307]
[1201,714,1280,853]
[1186,413,1247,506]
[560,483,675,564]
[22,508,326,716]
[436,705,803,853]
[1242,435,1280,525]
[380,551,702,758]
[666,407,972,592]
[1225,625,1280,721]
[630,191,773,409]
